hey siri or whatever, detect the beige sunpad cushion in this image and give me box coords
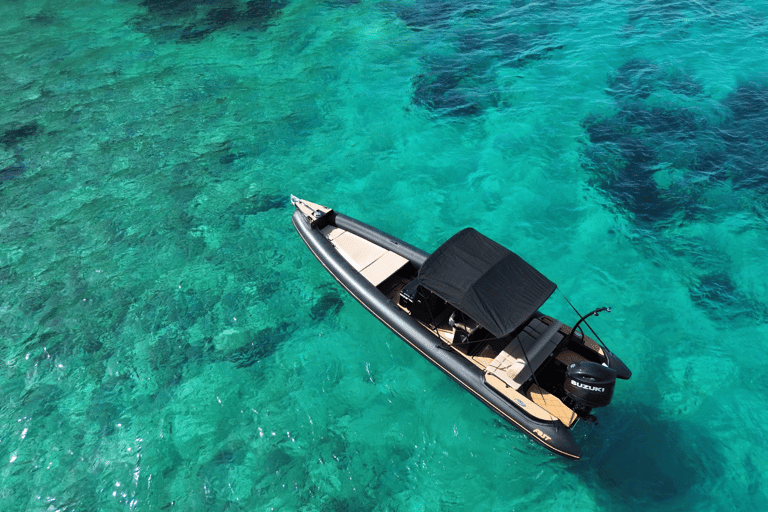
[321,227,408,286]
[360,251,408,286]
[321,226,344,241]
[332,231,387,271]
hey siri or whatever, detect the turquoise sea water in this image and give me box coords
[2,0,768,510]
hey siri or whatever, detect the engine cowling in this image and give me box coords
[564,361,617,409]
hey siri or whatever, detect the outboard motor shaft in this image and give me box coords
[564,361,617,409]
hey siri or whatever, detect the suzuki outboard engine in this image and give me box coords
[564,361,617,410]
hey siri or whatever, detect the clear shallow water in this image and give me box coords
[1,0,767,510]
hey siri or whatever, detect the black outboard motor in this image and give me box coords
[564,361,617,410]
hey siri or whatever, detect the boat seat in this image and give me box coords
[485,319,563,390]
[448,311,479,343]
[556,350,586,366]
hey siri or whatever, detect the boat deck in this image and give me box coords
[528,385,577,427]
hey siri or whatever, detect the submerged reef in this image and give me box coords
[1,122,42,148]
[0,162,25,182]
[583,59,768,225]
[582,60,768,320]
[689,272,768,322]
[310,286,344,322]
[396,1,563,117]
[134,0,289,42]
[719,82,768,191]
[226,322,295,368]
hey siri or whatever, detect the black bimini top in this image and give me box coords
[418,228,557,338]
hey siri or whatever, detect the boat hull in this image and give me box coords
[292,209,583,460]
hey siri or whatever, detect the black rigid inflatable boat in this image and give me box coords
[291,196,631,459]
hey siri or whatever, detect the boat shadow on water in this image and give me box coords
[570,402,724,509]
